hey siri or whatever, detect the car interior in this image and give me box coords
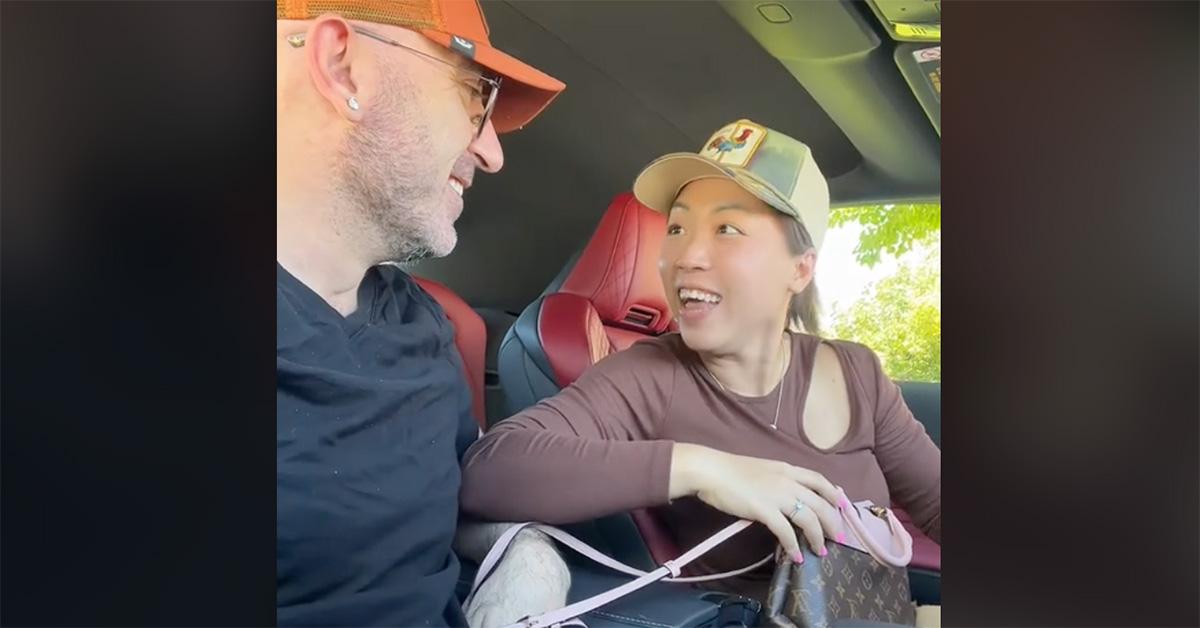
[409,1,942,624]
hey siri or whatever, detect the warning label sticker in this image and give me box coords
[913,46,941,63]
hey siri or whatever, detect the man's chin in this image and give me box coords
[381,221,458,264]
[400,235,457,263]
[429,231,458,259]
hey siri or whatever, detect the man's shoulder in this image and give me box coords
[375,262,422,296]
[277,265,319,349]
[376,264,448,312]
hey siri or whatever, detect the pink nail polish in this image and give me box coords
[836,532,847,544]
[818,546,828,557]
[791,551,804,564]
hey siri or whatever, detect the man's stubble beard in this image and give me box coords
[332,67,455,265]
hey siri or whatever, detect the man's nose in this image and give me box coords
[468,119,504,173]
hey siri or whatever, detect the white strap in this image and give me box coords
[475,489,912,628]
[466,520,762,628]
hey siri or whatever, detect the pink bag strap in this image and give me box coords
[467,520,765,628]
[474,488,911,628]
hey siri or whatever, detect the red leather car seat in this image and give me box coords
[414,275,487,429]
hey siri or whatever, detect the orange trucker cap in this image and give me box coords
[278,0,565,133]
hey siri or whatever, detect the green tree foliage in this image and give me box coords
[827,203,941,382]
[829,203,940,268]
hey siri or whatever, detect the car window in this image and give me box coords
[816,203,941,383]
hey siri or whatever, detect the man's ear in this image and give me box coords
[788,249,817,296]
[303,15,364,122]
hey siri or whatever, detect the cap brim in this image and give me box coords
[423,31,565,134]
[633,153,797,220]
[632,154,733,212]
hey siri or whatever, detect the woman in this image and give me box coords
[460,119,940,602]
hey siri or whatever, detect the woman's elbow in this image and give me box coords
[458,474,493,519]
[458,433,538,520]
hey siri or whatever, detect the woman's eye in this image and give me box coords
[666,224,683,235]
[717,224,743,235]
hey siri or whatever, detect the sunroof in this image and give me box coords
[865,0,941,43]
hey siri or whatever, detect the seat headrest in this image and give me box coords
[560,193,672,334]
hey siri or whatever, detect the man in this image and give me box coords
[276,1,570,625]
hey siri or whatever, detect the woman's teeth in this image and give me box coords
[678,288,721,304]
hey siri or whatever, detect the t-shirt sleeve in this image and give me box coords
[853,344,942,543]
[459,340,678,524]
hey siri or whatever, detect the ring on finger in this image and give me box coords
[788,501,806,519]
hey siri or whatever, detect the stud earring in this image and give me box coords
[347,96,360,111]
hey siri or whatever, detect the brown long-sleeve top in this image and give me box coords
[460,332,940,585]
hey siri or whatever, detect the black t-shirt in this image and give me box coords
[277,263,478,627]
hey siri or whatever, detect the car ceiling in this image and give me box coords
[412,0,940,313]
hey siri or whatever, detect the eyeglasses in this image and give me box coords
[287,26,502,139]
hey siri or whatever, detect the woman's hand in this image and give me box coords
[669,443,846,561]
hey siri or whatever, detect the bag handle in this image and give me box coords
[837,488,913,567]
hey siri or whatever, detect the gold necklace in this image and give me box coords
[703,336,790,430]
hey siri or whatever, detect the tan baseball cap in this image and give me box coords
[633,119,831,250]
[278,0,565,133]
